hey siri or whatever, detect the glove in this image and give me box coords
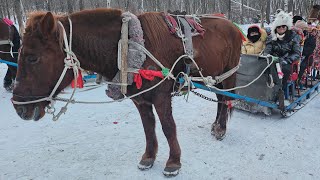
[280,58,292,65]
[266,54,279,62]
[280,60,288,65]
[278,57,286,65]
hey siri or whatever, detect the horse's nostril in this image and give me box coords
[16,106,27,117]
[17,106,23,114]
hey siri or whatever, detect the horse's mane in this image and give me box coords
[70,8,122,23]
[138,12,180,64]
[25,8,122,35]
[24,9,123,56]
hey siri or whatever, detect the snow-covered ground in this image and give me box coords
[1,61,320,180]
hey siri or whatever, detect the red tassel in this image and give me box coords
[71,70,84,88]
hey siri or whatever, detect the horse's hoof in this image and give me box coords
[137,158,155,170]
[163,166,181,177]
[211,123,226,141]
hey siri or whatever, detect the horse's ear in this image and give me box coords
[40,12,56,37]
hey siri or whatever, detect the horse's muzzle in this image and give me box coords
[13,103,44,121]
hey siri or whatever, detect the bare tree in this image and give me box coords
[4,0,10,18]
[8,0,320,25]
[67,0,74,14]
[266,0,271,24]
[79,0,85,11]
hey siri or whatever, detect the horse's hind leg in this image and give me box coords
[153,93,181,177]
[212,93,224,139]
[212,75,236,140]
[134,102,158,170]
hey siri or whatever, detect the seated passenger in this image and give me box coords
[241,25,267,55]
[293,20,308,46]
[298,27,317,85]
[293,15,303,25]
[264,11,301,91]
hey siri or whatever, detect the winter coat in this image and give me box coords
[241,28,267,55]
[302,33,316,58]
[264,30,301,64]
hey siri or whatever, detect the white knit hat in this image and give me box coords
[271,10,293,40]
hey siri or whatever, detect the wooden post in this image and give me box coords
[120,18,129,95]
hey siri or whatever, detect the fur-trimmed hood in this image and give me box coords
[245,25,267,42]
[271,11,293,40]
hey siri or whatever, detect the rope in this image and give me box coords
[192,55,275,92]
[54,54,190,104]
[0,50,18,54]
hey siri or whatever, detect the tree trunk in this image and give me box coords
[266,0,271,24]
[213,0,216,13]
[0,0,5,17]
[5,0,10,18]
[228,0,232,20]
[288,0,294,13]
[47,0,52,11]
[261,1,265,28]
[241,0,244,24]
[168,0,172,12]
[67,0,74,14]
[79,0,85,10]
[14,0,24,36]
[284,0,288,12]
[185,0,191,14]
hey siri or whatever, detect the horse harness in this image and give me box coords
[11,13,240,121]
[0,18,15,57]
[162,12,205,58]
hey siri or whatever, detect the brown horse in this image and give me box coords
[309,5,320,23]
[12,9,241,176]
[0,19,20,91]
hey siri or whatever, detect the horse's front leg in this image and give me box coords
[3,67,13,91]
[134,101,158,170]
[153,93,181,177]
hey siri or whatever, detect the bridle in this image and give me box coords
[11,17,84,120]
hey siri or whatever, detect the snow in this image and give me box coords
[1,33,320,179]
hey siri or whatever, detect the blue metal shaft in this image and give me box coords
[83,74,97,80]
[179,78,279,109]
[0,59,18,67]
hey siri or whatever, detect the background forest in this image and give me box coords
[2,0,320,33]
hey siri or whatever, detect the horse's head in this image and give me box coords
[12,12,74,120]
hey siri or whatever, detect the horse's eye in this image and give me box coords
[26,56,39,64]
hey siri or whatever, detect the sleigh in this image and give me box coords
[180,55,320,117]
[181,54,320,117]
